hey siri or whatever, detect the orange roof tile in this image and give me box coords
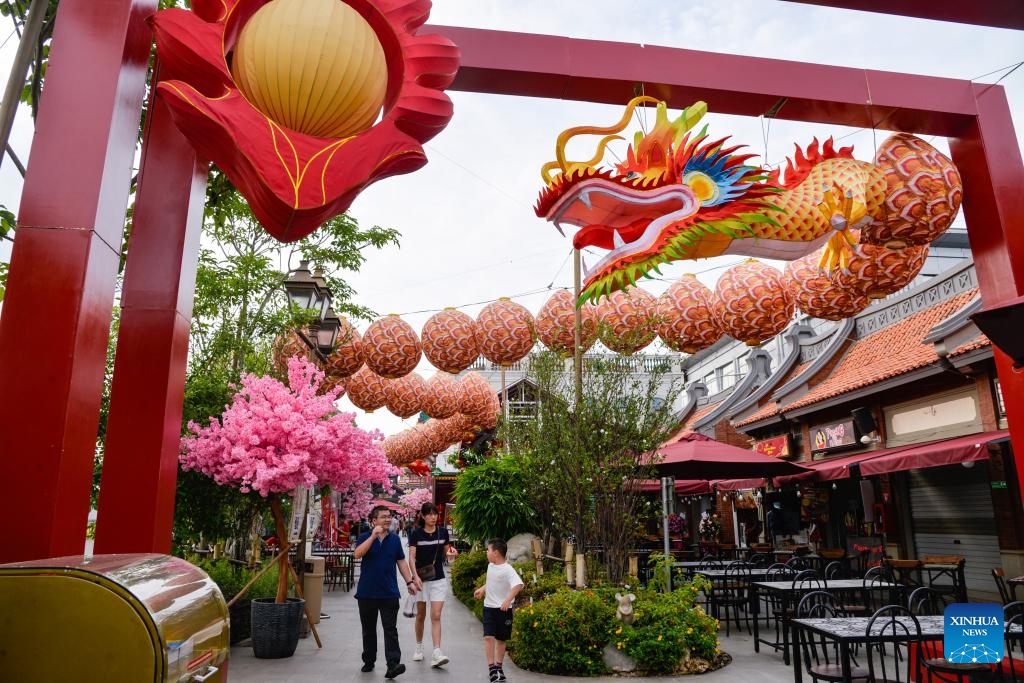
[783,289,979,412]
[665,404,717,443]
[949,334,991,357]
[732,360,812,427]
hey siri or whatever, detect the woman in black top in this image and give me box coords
[408,502,452,668]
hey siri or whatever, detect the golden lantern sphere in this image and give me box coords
[231,0,387,139]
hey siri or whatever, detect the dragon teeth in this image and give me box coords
[613,229,626,249]
[579,189,593,210]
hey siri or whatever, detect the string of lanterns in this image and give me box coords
[273,236,926,469]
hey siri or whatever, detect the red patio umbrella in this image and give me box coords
[649,433,811,480]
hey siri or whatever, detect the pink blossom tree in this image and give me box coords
[181,356,397,602]
[398,487,433,517]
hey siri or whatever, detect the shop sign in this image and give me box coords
[992,480,1008,489]
[753,435,792,459]
[810,418,858,453]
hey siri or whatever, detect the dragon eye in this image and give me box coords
[683,171,720,204]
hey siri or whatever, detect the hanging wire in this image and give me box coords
[424,142,534,211]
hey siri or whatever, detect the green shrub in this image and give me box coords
[616,583,719,673]
[450,548,489,618]
[514,562,567,603]
[510,588,616,676]
[195,557,280,601]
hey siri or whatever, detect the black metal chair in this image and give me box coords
[788,555,812,571]
[994,567,1013,605]
[716,561,752,636]
[761,563,794,630]
[824,560,847,582]
[1000,602,1024,682]
[698,554,723,570]
[796,591,869,683]
[865,605,921,683]
[748,552,771,568]
[907,586,953,616]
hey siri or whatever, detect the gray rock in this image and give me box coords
[505,532,539,564]
[602,643,637,672]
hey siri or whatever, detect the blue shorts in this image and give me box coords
[482,606,514,641]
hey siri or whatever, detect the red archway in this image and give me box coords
[0,0,1019,562]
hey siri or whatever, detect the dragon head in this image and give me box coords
[535,97,779,304]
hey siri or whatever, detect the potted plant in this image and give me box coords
[667,513,687,550]
[181,357,396,657]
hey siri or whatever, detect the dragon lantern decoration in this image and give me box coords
[535,96,962,305]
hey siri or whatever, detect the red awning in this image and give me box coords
[714,478,768,491]
[633,479,711,495]
[858,429,1008,477]
[775,429,1009,484]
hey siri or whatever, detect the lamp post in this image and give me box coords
[283,260,338,362]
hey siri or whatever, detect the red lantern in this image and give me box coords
[535,289,597,357]
[325,316,364,378]
[860,133,963,249]
[420,420,450,454]
[476,298,536,366]
[711,260,795,346]
[596,287,657,354]
[342,366,388,412]
[384,372,427,419]
[423,372,459,419]
[783,250,871,321]
[363,314,422,379]
[468,391,500,430]
[655,275,723,353]
[421,308,480,373]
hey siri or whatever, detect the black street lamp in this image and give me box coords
[283,260,338,361]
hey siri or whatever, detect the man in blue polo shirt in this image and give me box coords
[355,505,419,679]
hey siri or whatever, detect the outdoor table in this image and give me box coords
[750,579,899,664]
[790,614,945,683]
[923,560,967,602]
[673,561,708,576]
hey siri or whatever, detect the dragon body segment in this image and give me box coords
[536,97,959,304]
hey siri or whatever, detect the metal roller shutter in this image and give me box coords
[908,464,1001,599]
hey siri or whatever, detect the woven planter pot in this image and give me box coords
[251,597,304,658]
[229,599,252,644]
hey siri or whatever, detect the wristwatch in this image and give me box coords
[406,580,415,585]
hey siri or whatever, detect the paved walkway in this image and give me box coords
[227,580,797,682]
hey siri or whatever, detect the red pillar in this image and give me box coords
[94,93,208,554]
[0,0,156,562]
[950,83,1024,499]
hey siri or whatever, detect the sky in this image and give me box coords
[0,1,1020,440]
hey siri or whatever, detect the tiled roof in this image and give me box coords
[666,404,717,443]
[782,289,979,412]
[732,360,812,427]
[949,334,991,357]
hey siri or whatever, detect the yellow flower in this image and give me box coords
[687,627,693,634]
[615,626,622,634]
[617,641,624,650]
[533,621,539,628]
[657,635,663,641]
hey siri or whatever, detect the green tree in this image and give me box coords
[451,453,538,544]
[504,351,683,582]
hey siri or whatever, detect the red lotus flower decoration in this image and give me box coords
[151,0,459,241]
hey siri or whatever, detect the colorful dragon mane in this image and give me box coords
[535,96,961,304]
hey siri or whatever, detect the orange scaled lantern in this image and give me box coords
[711,260,795,346]
[342,366,388,412]
[535,289,597,357]
[838,240,929,300]
[363,314,422,379]
[476,298,536,366]
[422,372,459,420]
[421,308,480,373]
[457,372,495,417]
[384,372,428,419]
[325,316,364,378]
[783,251,871,321]
[861,133,962,249]
[655,275,724,353]
[596,287,657,354]
[272,331,314,375]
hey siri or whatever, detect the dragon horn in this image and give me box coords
[550,95,660,181]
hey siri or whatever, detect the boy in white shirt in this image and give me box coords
[473,538,524,683]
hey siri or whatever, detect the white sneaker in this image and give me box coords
[431,648,449,668]
[412,644,423,661]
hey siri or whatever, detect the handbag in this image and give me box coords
[402,594,417,618]
[415,530,442,582]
